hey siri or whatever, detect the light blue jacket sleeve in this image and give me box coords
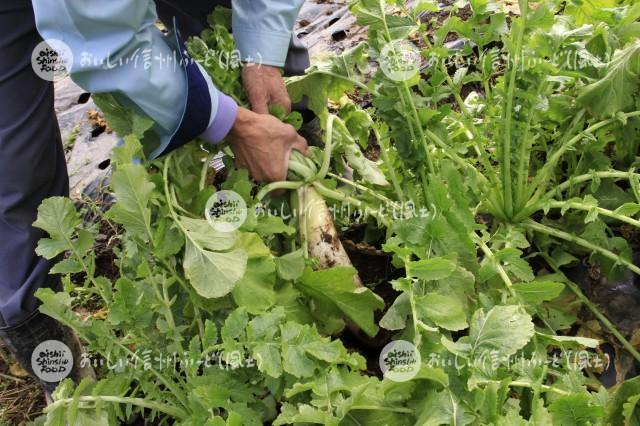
[33,0,186,134]
[31,0,238,158]
[232,0,306,67]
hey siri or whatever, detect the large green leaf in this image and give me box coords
[470,305,535,357]
[549,394,604,426]
[109,164,154,240]
[33,197,82,259]
[349,0,418,39]
[415,292,468,331]
[564,0,617,26]
[415,389,475,426]
[607,376,640,425]
[286,44,370,115]
[275,249,306,281]
[380,293,411,331]
[33,197,95,279]
[623,395,640,426]
[183,240,247,298]
[408,258,457,281]
[179,218,250,298]
[179,217,236,251]
[92,93,154,139]
[232,257,277,314]
[512,280,565,305]
[447,305,535,359]
[294,267,384,337]
[577,40,640,118]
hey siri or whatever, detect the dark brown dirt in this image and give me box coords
[0,355,46,425]
[338,222,405,369]
[94,220,122,283]
[87,109,110,135]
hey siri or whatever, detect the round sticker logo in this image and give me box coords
[379,339,421,382]
[205,190,247,232]
[379,40,421,82]
[31,340,73,382]
[31,39,73,82]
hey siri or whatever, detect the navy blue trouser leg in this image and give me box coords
[0,0,308,328]
[0,0,69,328]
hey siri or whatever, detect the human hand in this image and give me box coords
[242,64,291,114]
[227,107,308,182]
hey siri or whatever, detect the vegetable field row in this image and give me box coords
[32,1,640,424]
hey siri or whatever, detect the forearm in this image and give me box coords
[31,0,238,157]
[32,0,185,133]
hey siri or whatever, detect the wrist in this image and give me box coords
[229,107,253,139]
[199,92,239,144]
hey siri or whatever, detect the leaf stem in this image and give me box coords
[160,257,206,338]
[513,80,546,212]
[395,89,430,203]
[522,220,640,276]
[423,129,506,218]
[474,379,571,396]
[199,153,214,191]
[46,395,187,419]
[533,170,640,208]
[373,125,404,202]
[401,83,435,175]
[528,111,640,207]
[312,182,391,227]
[502,10,527,218]
[472,233,516,297]
[421,35,499,187]
[317,114,336,180]
[541,254,640,364]
[377,2,434,180]
[547,201,640,229]
[327,172,399,208]
[349,405,414,414]
[148,273,183,354]
[403,264,422,347]
[256,181,305,202]
[293,187,309,259]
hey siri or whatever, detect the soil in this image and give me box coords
[0,356,46,425]
[0,205,122,425]
[93,220,122,283]
[419,1,472,43]
[87,109,110,136]
[338,223,405,373]
[10,0,636,423]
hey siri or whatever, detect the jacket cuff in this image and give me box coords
[234,27,291,67]
[151,29,212,158]
[200,92,239,144]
